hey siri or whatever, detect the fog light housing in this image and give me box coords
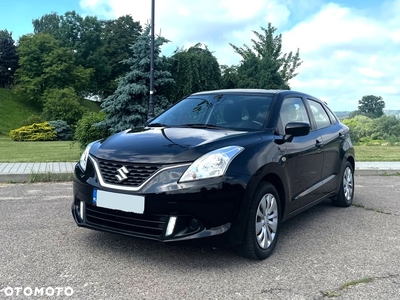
[166,216,177,236]
[79,201,85,221]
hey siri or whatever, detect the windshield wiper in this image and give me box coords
[147,123,168,127]
[178,123,224,129]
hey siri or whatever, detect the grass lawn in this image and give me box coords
[0,87,100,137]
[0,134,399,162]
[0,136,81,162]
[0,88,40,136]
[354,145,400,161]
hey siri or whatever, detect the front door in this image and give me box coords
[278,97,324,212]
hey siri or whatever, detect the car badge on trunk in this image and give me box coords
[116,166,129,182]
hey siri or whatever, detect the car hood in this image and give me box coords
[90,127,262,164]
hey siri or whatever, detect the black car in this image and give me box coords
[72,89,355,260]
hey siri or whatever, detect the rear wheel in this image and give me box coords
[332,161,354,207]
[240,182,281,260]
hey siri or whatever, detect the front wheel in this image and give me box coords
[332,161,354,207]
[240,182,281,260]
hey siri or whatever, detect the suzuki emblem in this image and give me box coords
[116,166,129,182]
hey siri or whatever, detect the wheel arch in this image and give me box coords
[347,155,355,172]
[259,173,286,220]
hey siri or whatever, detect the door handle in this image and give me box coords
[316,140,324,148]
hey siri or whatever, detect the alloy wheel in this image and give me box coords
[343,166,354,201]
[255,193,278,249]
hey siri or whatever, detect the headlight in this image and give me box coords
[79,142,94,172]
[179,146,244,182]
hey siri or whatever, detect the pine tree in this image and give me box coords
[100,24,173,133]
[230,23,301,89]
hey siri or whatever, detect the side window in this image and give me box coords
[325,106,338,124]
[307,99,332,129]
[278,97,309,134]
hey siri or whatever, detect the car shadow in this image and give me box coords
[78,199,346,268]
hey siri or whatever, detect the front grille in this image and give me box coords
[85,203,167,238]
[96,158,163,187]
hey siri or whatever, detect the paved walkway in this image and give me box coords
[0,162,75,182]
[0,161,399,183]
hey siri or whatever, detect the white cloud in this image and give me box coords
[80,0,400,111]
[282,2,400,111]
[79,0,292,59]
[358,67,384,79]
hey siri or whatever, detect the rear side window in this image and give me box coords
[307,99,332,129]
[325,106,338,124]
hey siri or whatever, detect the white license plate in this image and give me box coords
[93,189,144,214]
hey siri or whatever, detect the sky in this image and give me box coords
[1,0,400,112]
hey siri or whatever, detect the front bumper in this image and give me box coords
[72,163,251,246]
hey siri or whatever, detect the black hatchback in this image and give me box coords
[72,89,355,260]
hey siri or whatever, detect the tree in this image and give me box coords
[41,88,87,125]
[32,12,142,98]
[101,16,142,97]
[342,114,400,144]
[14,33,92,107]
[32,12,62,38]
[342,115,373,143]
[168,43,221,101]
[220,65,239,89]
[230,23,301,89]
[100,25,174,133]
[357,95,385,118]
[33,12,104,96]
[0,30,18,88]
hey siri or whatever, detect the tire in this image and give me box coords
[332,161,354,207]
[240,182,281,260]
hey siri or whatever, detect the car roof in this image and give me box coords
[191,89,316,100]
[192,89,281,96]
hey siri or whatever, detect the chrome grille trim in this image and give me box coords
[89,155,190,192]
[98,160,161,186]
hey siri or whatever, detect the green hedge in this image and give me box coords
[9,122,57,141]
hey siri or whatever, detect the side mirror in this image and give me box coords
[285,122,310,137]
[276,122,310,144]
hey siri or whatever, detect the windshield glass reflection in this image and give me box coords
[149,94,272,131]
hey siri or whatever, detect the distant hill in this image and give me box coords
[0,88,101,136]
[334,111,351,119]
[384,110,400,119]
[334,110,400,120]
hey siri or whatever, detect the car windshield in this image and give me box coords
[148,93,273,131]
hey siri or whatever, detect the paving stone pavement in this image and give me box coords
[0,161,399,182]
[0,162,75,182]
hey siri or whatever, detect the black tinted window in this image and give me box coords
[325,106,338,124]
[307,99,332,129]
[149,94,272,131]
[278,97,309,134]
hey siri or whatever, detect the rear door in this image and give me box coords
[306,99,342,194]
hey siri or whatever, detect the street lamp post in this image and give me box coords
[148,0,155,119]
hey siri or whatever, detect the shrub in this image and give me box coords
[74,112,109,148]
[49,120,73,141]
[21,114,45,126]
[9,122,57,141]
